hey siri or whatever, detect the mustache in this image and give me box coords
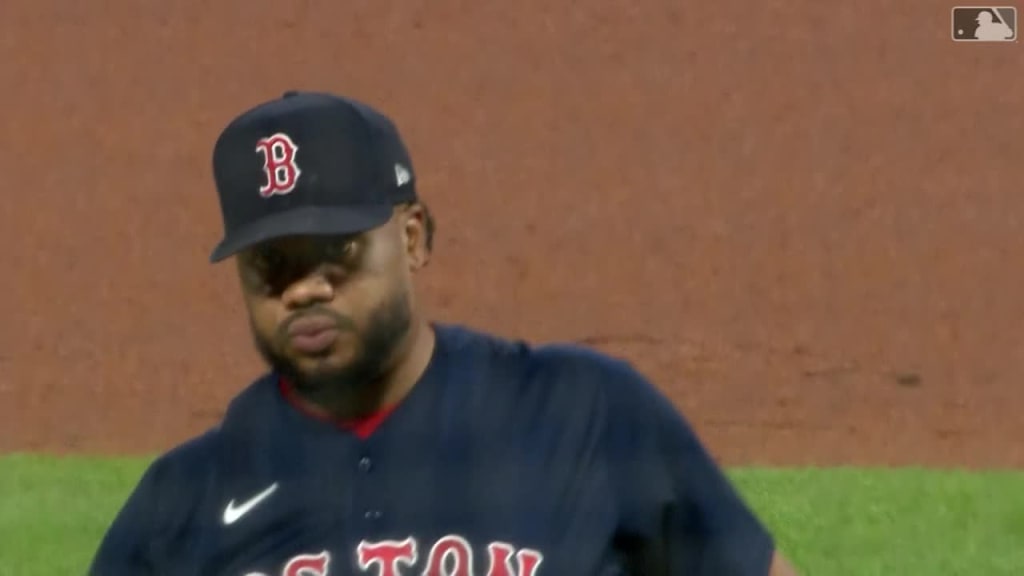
[275,308,357,341]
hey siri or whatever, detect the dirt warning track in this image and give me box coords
[2,1,1022,468]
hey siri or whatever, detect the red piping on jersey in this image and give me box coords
[278,377,397,439]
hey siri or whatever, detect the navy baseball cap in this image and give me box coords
[208,91,418,262]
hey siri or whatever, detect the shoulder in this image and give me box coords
[149,372,278,476]
[439,321,640,371]
[437,322,667,411]
[139,426,222,500]
[152,427,222,472]
[102,425,222,545]
[143,373,286,499]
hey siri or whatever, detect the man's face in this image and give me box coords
[235,208,428,391]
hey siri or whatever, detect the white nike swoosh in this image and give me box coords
[222,482,279,525]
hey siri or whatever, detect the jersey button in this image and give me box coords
[358,457,373,473]
[364,509,383,520]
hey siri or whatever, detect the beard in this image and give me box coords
[251,287,413,397]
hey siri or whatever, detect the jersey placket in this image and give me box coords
[344,435,392,546]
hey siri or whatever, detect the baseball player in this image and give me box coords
[89,91,799,575]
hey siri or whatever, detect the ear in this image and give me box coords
[399,204,431,271]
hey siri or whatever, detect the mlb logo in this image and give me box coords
[952,7,1017,41]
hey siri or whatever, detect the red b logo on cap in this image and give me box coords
[255,133,301,198]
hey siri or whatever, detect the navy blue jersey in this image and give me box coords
[89,324,774,575]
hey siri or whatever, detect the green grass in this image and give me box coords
[729,467,1024,575]
[1,455,1022,575]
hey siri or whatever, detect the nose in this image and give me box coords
[280,271,335,309]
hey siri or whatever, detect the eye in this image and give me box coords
[247,245,286,270]
[239,247,293,294]
[323,237,360,265]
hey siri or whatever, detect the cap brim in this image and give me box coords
[209,204,394,263]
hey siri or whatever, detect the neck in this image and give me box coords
[291,318,436,422]
[372,317,436,412]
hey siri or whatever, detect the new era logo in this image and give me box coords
[952,7,1017,41]
[394,163,411,187]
